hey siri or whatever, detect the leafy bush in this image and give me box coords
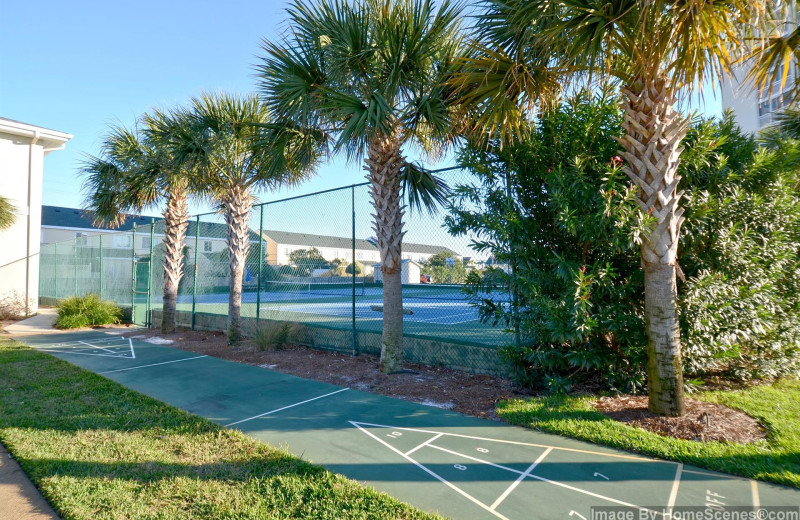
[55,294,122,329]
[450,89,800,392]
[345,261,364,275]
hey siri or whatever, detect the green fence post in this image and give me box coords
[191,215,199,331]
[99,235,103,298]
[351,186,357,356]
[74,237,78,297]
[53,242,58,300]
[256,204,264,321]
[131,224,137,326]
[147,218,155,328]
[505,168,522,350]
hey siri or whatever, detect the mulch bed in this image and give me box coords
[121,328,530,419]
[594,395,766,444]
[119,328,765,443]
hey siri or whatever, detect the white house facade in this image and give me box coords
[0,118,72,316]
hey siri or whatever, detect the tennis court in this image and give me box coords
[19,331,800,520]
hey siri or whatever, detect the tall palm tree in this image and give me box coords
[170,92,314,344]
[256,0,462,373]
[81,110,196,334]
[456,0,766,416]
[0,196,16,230]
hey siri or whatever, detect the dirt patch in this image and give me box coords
[594,395,765,444]
[120,328,529,419]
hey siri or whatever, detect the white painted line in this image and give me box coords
[405,433,443,457]
[350,421,511,520]
[751,480,760,511]
[99,355,208,374]
[34,337,127,349]
[350,421,653,462]
[129,338,136,359]
[78,340,119,354]
[490,447,553,510]
[666,463,683,515]
[225,388,349,427]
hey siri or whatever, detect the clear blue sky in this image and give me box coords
[1,0,719,221]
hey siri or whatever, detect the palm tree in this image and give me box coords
[457,0,766,415]
[81,110,196,334]
[170,92,314,344]
[0,196,16,230]
[256,0,462,373]
[743,4,799,103]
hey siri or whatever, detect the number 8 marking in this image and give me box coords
[454,464,467,471]
[476,448,488,453]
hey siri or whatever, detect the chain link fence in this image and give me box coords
[38,169,515,375]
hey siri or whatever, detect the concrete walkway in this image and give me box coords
[3,308,58,336]
[0,443,60,519]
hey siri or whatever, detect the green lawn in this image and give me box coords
[497,380,800,488]
[0,337,439,520]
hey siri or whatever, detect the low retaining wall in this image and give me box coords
[149,309,507,377]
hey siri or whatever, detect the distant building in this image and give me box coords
[372,259,423,285]
[261,229,459,266]
[0,118,72,315]
[721,5,798,133]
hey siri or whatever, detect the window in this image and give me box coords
[204,240,213,252]
[356,252,363,260]
[75,232,88,246]
[141,237,151,249]
[112,234,131,248]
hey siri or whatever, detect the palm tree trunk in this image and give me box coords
[366,135,405,373]
[161,189,189,334]
[223,185,253,345]
[619,77,688,417]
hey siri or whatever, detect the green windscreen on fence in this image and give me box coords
[38,169,515,374]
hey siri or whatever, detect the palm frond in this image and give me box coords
[400,161,451,216]
[0,196,17,231]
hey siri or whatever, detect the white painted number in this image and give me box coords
[476,447,489,453]
[454,464,467,471]
[387,432,403,438]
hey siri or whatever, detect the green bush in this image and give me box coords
[252,321,296,351]
[450,89,800,392]
[55,294,122,329]
[345,261,364,275]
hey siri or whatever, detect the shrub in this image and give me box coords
[345,261,364,275]
[55,294,122,329]
[252,320,297,351]
[450,89,800,392]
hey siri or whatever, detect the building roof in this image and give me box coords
[0,117,72,151]
[262,229,378,251]
[42,206,160,231]
[41,206,260,241]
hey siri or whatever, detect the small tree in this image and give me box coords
[345,261,364,275]
[289,248,331,273]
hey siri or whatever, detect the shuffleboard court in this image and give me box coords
[19,331,800,519]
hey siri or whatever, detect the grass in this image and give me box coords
[55,293,122,329]
[0,336,438,519]
[497,380,800,488]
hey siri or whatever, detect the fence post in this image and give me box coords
[351,186,357,356]
[505,168,522,350]
[257,204,264,322]
[147,218,155,328]
[73,237,78,297]
[191,215,199,331]
[53,242,58,300]
[131,224,137,326]
[99,234,103,299]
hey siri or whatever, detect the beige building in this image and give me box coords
[0,118,72,316]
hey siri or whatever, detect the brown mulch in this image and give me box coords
[594,395,766,444]
[120,328,530,419]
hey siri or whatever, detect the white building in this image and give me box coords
[721,6,798,133]
[0,118,72,316]
[372,259,423,284]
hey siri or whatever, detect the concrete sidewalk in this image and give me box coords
[3,308,58,336]
[0,443,60,519]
